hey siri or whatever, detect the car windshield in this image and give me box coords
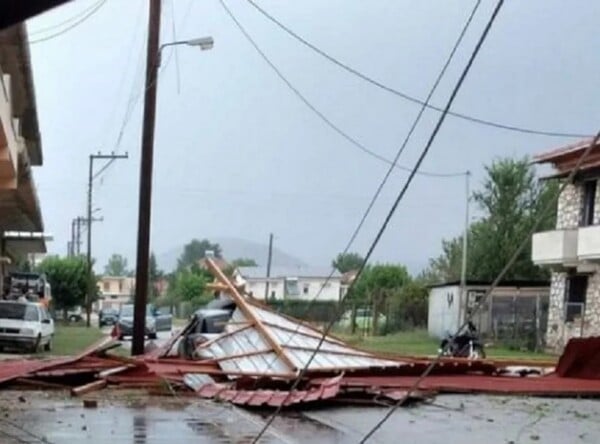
[0,303,39,321]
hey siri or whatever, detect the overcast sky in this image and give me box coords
[27,0,599,273]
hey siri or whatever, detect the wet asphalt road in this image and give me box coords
[0,391,598,443]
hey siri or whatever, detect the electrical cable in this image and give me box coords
[251,1,505,442]
[29,0,107,44]
[218,0,465,178]
[28,0,104,36]
[246,0,591,140]
[243,0,481,380]
[358,131,600,443]
[93,0,197,184]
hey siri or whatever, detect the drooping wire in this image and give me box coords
[218,0,464,178]
[29,0,107,44]
[358,132,600,443]
[28,0,104,36]
[251,1,505,442]
[246,0,590,140]
[234,0,480,379]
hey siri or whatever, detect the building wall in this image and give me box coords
[546,269,600,351]
[428,286,460,338]
[245,277,342,302]
[97,276,135,310]
[556,183,582,229]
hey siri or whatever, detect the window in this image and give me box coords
[303,283,310,295]
[270,290,276,299]
[284,278,299,296]
[565,275,588,321]
[103,281,110,292]
[580,180,597,227]
[118,280,123,293]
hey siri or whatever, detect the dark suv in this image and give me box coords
[98,308,118,327]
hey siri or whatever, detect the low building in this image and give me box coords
[531,138,600,351]
[427,280,549,343]
[234,266,343,301]
[96,276,135,311]
[0,24,47,285]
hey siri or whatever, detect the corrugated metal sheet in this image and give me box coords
[195,305,405,376]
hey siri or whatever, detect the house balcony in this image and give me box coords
[532,229,578,267]
[577,225,600,261]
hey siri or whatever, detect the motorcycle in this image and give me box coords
[439,321,486,359]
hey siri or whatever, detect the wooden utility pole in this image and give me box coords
[132,0,161,355]
[264,233,273,300]
[85,153,127,327]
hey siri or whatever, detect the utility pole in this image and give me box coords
[264,233,273,301]
[85,153,128,327]
[132,0,161,356]
[76,216,82,255]
[459,171,470,328]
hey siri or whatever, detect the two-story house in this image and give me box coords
[96,276,135,311]
[531,138,600,351]
[233,266,344,301]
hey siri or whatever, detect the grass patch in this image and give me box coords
[46,325,105,356]
[340,329,556,361]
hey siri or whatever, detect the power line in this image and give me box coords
[246,0,591,140]
[29,0,107,44]
[93,0,197,184]
[252,0,505,441]
[359,133,600,443]
[28,0,104,36]
[248,0,481,380]
[218,0,465,179]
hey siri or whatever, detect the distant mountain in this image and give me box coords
[156,236,307,273]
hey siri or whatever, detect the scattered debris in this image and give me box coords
[0,259,600,410]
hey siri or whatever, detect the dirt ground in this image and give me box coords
[0,389,598,443]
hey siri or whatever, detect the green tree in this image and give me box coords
[177,239,222,271]
[424,157,557,282]
[149,252,163,299]
[104,253,129,276]
[37,256,93,318]
[332,252,364,273]
[171,270,210,307]
[230,258,258,267]
[352,264,411,334]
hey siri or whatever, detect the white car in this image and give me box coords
[0,301,54,353]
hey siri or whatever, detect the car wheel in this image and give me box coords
[69,315,78,323]
[44,336,53,352]
[30,335,42,353]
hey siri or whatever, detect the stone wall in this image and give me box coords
[545,268,600,352]
[556,183,582,229]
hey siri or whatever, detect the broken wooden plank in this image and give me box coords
[71,379,107,397]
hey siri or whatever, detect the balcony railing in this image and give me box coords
[577,225,600,261]
[531,229,578,266]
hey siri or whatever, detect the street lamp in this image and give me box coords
[132,25,214,355]
[158,36,214,65]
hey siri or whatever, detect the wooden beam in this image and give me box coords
[204,257,297,372]
[70,379,107,397]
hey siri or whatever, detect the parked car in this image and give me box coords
[116,304,172,339]
[0,301,54,352]
[66,307,83,323]
[98,308,118,327]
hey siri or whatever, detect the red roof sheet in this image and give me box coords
[533,137,598,163]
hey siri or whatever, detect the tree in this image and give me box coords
[170,269,210,307]
[104,253,129,276]
[332,252,364,273]
[424,157,558,282]
[177,239,222,271]
[37,256,92,318]
[352,264,411,333]
[230,258,258,267]
[149,252,163,299]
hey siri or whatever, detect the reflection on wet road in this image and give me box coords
[0,392,599,443]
